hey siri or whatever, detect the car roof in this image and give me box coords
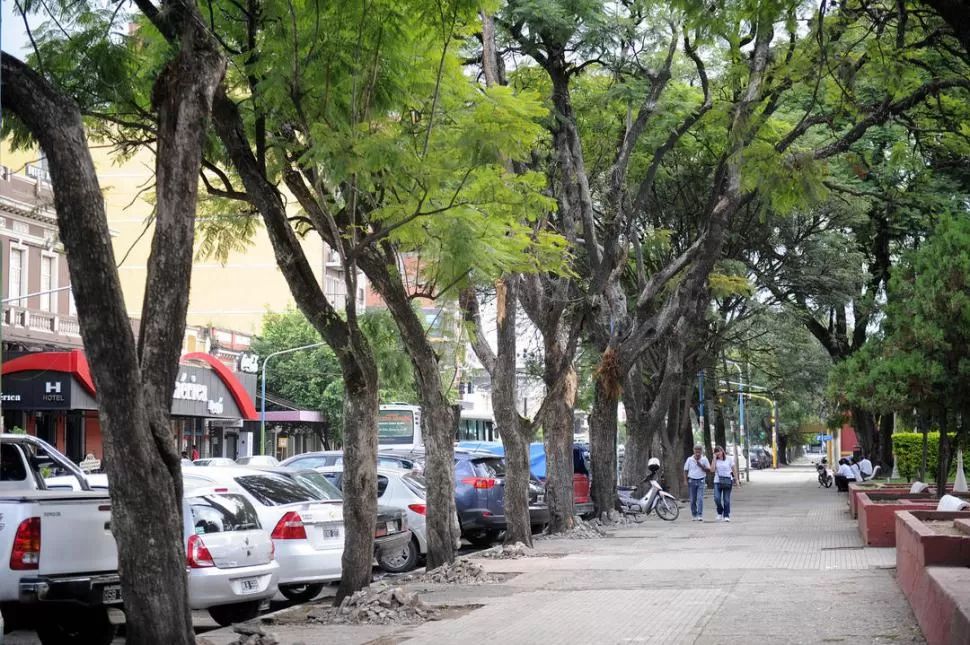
[314,464,412,478]
[246,465,322,477]
[181,465,278,482]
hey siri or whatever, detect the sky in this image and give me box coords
[2,0,37,59]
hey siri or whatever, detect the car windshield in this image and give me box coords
[472,458,506,478]
[234,473,317,506]
[288,471,343,501]
[189,493,261,533]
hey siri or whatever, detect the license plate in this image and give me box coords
[102,584,122,604]
[537,494,545,504]
[322,526,341,539]
[386,521,396,534]
[238,577,260,594]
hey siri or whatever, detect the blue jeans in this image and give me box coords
[688,478,705,518]
[714,482,732,518]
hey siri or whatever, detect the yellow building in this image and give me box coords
[1,144,331,334]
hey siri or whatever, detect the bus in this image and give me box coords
[378,404,497,449]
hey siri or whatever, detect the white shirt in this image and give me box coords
[859,459,873,477]
[851,464,863,481]
[684,455,710,479]
[838,464,855,479]
[714,457,734,478]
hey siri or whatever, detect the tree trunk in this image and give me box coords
[661,380,693,500]
[336,363,379,601]
[620,364,650,487]
[589,377,619,518]
[543,390,576,530]
[878,413,894,469]
[492,277,534,546]
[850,406,877,459]
[0,12,224,641]
[713,390,727,452]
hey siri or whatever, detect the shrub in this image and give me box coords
[893,432,940,481]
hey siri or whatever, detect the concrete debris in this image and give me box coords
[478,542,540,559]
[404,557,495,584]
[320,582,440,624]
[536,516,609,540]
[227,622,280,645]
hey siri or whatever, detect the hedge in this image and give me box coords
[893,432,969,481]
[893,432,940,481]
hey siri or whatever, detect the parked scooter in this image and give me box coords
[618,458,680,522]
[816,458,834,488]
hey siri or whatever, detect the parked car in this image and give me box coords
[281,450,419,472]
[316,465,459,572]
[235,455,279,467]
[0,434,119,645]
[182,466,344,603]
[749,449,770,470]
[194,458,238,467]
[456,442,594,519]
[39,471,281,628]
[182,484,279,626]
[250,466,411,570]
[453,449,548,546]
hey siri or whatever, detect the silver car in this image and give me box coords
[316,465,460,572]
[236,455,279,467]
[183,467,344,604]
[183,486,279,626]
[194,458,238,467]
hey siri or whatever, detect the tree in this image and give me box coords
[1,1,225,640]
[834,215,970,497]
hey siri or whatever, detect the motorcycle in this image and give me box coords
[617,458,680,522]
[816,459,834,488]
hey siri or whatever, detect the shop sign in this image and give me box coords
[42,381,65,403]
[1,393,22,402]
[239,354,259,374]
[174,373,209,402]
[277,437,288,448]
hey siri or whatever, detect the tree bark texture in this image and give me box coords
[621,363,650,487]
[540,329,578,532]
[589,376,620,518]
[878,413,894,469]
[337,363,380,600]
[359,251,458,568]
[1,11,225,641]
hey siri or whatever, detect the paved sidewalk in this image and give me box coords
[202,465,925,645]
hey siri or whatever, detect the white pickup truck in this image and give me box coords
[0,433,119,645]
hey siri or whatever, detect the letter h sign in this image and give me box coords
[45,381,62,394]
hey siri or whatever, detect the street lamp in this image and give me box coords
[260,342,328,455]
[722,360,747,482]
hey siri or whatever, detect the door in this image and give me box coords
[66,412,84,463]
[226,433,239,460]
[35,413,57,447]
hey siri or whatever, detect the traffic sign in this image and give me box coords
[815,434,833,442]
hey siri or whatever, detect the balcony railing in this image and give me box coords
[3,304,82,338]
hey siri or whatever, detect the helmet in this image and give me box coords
[647,457,661,471]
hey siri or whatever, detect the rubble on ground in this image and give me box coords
[403,557,495,584]
[535,516,609,540]
[325,583,439,624]
[226,623,281,645]
[477,541,541,559]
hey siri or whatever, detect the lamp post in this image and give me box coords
[260,342,328,455]
[723,359,747,482]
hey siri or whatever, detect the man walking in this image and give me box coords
[684,445,711,522]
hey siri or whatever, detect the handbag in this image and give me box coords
[717,475,734,486]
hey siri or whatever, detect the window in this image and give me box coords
[40,255,55,312]
[0,443,28,482]
[472,458,506,479]
[8,247,24,305]
[288,471,343,501]
[234,473,316,506]
[289,456,330,469]
[188,494,261,533]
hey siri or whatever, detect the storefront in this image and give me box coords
[1,349,258,463]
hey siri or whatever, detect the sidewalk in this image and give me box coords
[203,465,925,644]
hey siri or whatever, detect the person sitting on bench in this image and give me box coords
[834,458,856,492]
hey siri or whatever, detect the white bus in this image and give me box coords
[378,404,497,450]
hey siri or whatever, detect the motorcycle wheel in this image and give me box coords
[824,475,834,488]
[655,496,680,521]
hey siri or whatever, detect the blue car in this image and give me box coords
[453,449,548,547]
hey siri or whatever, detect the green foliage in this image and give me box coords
[893,432,940,482]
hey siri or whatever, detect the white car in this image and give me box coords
[183,485,279,626]
[236,455,279,467]
[316,465,460,573]
[194,458,238,467]
[45,473,109,491]
[182,467,344,603]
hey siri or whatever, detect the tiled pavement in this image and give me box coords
[7,464,926,644]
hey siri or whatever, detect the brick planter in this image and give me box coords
[857,493,941,547]
[896,511,970,645]
[848,484,926,518]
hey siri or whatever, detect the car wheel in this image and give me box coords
[279,583,325,603]
[467,530,500,548]
[36,608,115,645]
[378,536,420,573]
[207,600,261,627]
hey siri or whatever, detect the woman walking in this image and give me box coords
[712,446,740,522]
